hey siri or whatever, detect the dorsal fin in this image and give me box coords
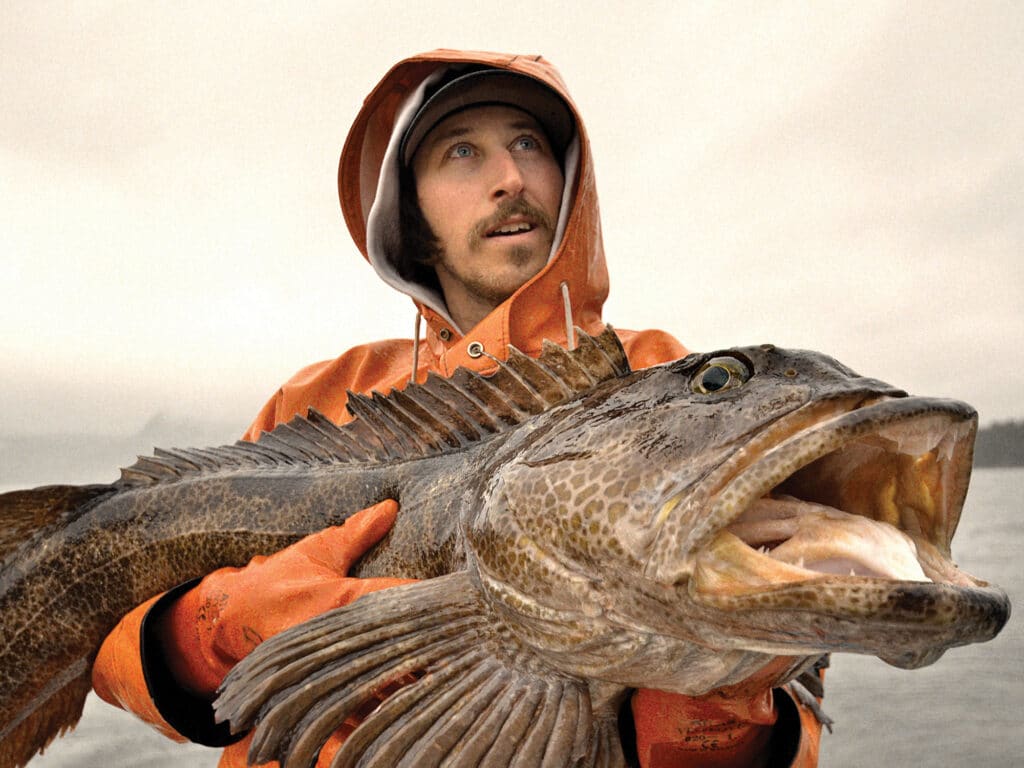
[118,327,631,487]
[335,325,630,463]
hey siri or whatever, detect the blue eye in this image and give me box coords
[513,136,539,151]
[447,144,474,159]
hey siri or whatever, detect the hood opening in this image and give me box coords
[363,63,581,334]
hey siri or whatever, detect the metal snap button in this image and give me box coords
[438,328,452,342]
[467,341,484,358]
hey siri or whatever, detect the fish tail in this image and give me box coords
[0,484,113,767]
[0,484,113,560]
[0,666,91,768]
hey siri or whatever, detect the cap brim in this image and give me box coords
[401,69,574,166]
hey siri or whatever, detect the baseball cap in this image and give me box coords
[400,67,574,166]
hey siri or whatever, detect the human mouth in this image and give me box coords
[477,200,554,244]
[486,220,536,237]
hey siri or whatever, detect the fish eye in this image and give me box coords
[691,356,751,395]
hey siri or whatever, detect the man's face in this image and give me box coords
[412,104,565,322]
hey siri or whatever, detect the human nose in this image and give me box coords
[488,151,525,200]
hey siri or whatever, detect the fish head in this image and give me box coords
[466,344,1009,690]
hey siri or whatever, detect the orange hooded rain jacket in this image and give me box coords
[92,49,822,768]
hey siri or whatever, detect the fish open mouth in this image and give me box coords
[681,395,1010,663]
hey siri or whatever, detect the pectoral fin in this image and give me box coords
[215,571,623,768]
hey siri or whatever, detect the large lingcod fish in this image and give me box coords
[0,329,1010,768]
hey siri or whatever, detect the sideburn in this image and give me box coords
[397,166,444,292]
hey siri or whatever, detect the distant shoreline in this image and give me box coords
[974,421,1024,468]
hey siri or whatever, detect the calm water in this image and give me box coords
[19,469,1022,767]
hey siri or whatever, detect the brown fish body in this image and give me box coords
[0,330,1011,768]
[0,331,625,768]
[0,443,490,768]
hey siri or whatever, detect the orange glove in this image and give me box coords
[156,499,412,697]
[633,688,775,768]
[632,658,813,768]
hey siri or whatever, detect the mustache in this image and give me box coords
[473,199,556,241]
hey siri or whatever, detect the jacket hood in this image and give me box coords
[338,49,609,373]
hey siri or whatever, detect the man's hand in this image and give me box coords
[158,499,412,696]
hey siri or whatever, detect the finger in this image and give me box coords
[313,499,399,571]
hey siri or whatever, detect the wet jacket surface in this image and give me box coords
[92,49,821,767]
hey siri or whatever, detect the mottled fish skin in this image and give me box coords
[0,330,1011,768]
[0,331,626,768]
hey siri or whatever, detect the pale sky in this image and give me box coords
[2,1,1021,439]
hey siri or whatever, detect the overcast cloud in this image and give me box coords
[1,1,1021,440]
